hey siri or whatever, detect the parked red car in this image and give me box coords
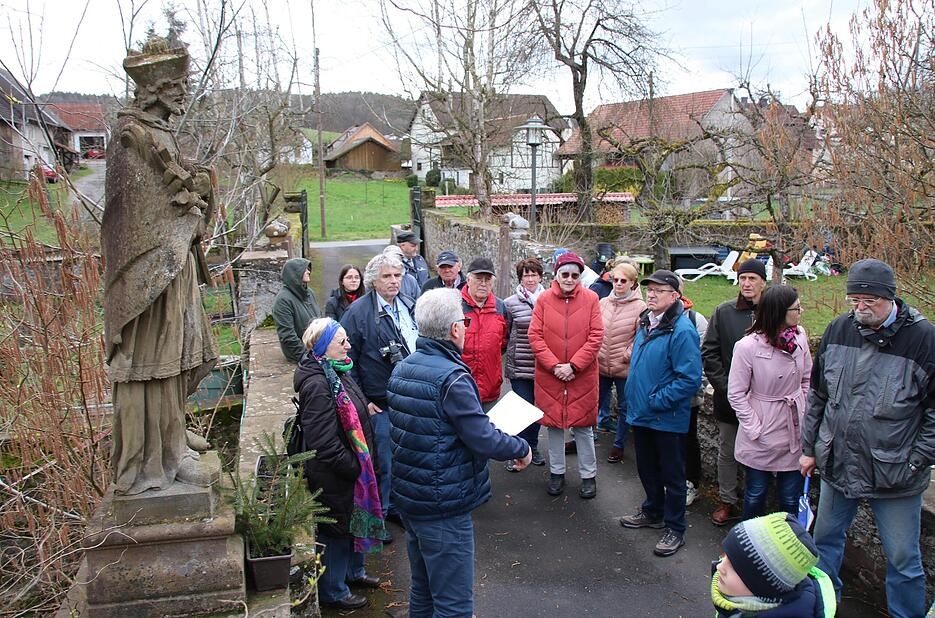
[84,148,105,159]
[41,164,59,183]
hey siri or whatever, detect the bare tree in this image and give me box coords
[381,0,536,218]
[809,0,934,311]
[529,0,662,220]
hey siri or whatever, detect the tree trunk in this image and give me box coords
[572,71,593,220]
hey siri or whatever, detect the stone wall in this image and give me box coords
[420,207,934,609]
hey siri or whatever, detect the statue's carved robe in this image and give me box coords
[102,109,217,495]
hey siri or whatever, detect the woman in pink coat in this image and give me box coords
[528,252,604,499]
[727,285,812,520]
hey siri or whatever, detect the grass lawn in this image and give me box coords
[0,180,80,246]
[294,173,412,241]
[683,273,931,337]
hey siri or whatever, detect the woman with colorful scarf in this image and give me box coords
[295,318,388,611]
[727,286,812,520]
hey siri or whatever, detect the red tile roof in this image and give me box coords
[46,102,106,132]
[557,89,730,157]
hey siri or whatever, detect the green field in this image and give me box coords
[0,176,87,246]
[295,173,412,241]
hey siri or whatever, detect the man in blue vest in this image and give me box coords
[387,288,531,617]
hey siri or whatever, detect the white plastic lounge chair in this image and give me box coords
[783,250,819,281]
[675,250,739,283]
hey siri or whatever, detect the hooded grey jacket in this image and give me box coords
[272,258,322,362]
[802,299,935,499]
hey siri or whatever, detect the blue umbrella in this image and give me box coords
[798,476,815,532]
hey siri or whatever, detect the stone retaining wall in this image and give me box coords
[420,207,934,609]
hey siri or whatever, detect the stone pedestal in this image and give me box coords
[58,452,245,617]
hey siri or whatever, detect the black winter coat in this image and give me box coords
[324,288,354,322]
[702,295,756,424]
[294,355,376,538]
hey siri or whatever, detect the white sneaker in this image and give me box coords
[685,481,697,507]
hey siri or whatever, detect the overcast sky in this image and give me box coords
[0,0,862,113]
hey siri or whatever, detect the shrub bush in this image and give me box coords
[425,168,441,187]
[406,174,419,187]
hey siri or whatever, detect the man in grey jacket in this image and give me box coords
[800,259,935,618]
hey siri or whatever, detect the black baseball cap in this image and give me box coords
[641,269,681,293]
[467,257,495,276]
[436,250,460,266]
[397,231,421,244]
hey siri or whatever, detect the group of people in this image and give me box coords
[271,240,933,618]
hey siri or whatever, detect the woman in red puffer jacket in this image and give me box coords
[528,252,604,499]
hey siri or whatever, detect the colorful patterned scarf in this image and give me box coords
[515,282,544,304]
[776,326,799,354]
[317,354,388,553]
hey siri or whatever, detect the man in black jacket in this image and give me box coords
[421,250,465,293]
[702,258,767,526]
[341,253,418,528]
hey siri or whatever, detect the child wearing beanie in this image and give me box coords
[711,512,836,617]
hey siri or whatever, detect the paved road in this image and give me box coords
[324,420,883,618]
[307,239,388,305]
[71,159,105,227]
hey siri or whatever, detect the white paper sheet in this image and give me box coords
[486,390,544,436]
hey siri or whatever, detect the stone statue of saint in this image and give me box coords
[102,36,218,495]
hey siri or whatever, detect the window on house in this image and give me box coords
[417,162,423,171]
[499,172,504,184]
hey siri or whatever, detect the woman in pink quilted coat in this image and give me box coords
[727,285,812,520]
[528,252,604,499]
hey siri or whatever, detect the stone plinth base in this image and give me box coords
[57,452,245,617]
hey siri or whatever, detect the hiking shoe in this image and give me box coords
[711,502,740,527]
[597,421,616,433]
[505,460,518,473]
[579,477,597,499]
[619,509,665,529]
[547,473,565,496]
[686,481,697,507]
[607,447,624,463]
[653,528,685,557]
[531,448,545,466]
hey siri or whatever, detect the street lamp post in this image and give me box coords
[516,115,545,236]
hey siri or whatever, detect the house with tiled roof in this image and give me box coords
[557,89,756,201]
[407,91,570,193]
[323,122,400,172]
[0,69,76,181]
[46,102,109,156]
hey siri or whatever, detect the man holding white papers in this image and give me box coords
[387,288,531,617]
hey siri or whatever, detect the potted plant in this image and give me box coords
[233,432,333,592]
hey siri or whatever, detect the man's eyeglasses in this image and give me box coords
[559,272,580,280]
[845,296,884,308]
[456,317,472,328]
[646,287,676,295]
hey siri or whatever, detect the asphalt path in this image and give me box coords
[325,421,882,618]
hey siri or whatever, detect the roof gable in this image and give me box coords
[410,91,566,147]
[45,102,107,132]
[557,89,731,156]
[0,69,68,129]
[324,122,399,161]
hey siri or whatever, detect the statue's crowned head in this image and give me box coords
[124,35,190,117]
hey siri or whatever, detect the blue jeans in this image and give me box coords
[510,378,539,452]
[370,410,394,516]
[598,376,630,449]
[813,480,925,618]
[403,513,475,618]
[632,426,686,534]
[316,532,366,604]
[741,467,802,520]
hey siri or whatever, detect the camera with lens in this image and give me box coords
[380,340,404,364]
